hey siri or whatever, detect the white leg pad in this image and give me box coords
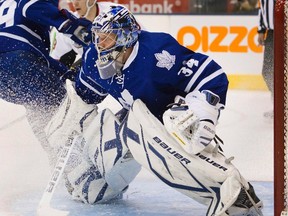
[45,80,97,162]
[105,153,142,191]
[64,156,125,204]
[122,99,251,216]
[84,108,141,191]
[64,108,141,204]
[215,174,243,215]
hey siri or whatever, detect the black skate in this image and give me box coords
[226,182,263,216]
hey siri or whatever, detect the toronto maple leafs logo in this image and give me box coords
[154,50,175,70]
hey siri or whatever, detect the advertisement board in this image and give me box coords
[98,0,258,14]
[172,15,263,74]
[99,0,190,13]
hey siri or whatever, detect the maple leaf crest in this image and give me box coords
[154,50,175,70]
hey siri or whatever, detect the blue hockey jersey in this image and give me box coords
[0,0,68,62]
[76,31,229,120]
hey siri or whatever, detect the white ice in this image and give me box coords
[0,90,273,216]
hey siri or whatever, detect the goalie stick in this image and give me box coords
[0,115,26,131]
[37,134,83,216]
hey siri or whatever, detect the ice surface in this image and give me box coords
[0,90,273,215]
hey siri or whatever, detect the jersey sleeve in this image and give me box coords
[75,46,108,104]
[150,32,229,106]
[21,0,68,29]
[75,68,108,104]
[181,53,229,106]
[257,8,266,33]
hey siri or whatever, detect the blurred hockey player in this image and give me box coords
[44,5,264,215]
[58,0,76,11]
[50,0,131,69]
[0,0,92,164]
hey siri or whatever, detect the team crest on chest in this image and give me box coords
[154,50,175,70]
[110,74,125,88]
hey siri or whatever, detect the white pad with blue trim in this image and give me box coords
[86,108,141,192]
[121,99,250,216]
[63,108,141,204]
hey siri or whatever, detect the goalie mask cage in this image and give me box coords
[275,0,288,215]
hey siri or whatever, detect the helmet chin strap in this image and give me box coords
[84,0,97,18]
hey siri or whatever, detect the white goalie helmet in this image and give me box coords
[91,5,141,79]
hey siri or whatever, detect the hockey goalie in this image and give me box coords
[45,80,263,216]
[45,5,263,216]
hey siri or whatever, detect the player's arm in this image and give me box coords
[22,0,91,45]
[161,45,228,154]
[257,6,266,45]
[73,45,108,104]
[22,0,66,27]
[75,67,107,104]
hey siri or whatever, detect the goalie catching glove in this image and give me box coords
[163,90,224,154]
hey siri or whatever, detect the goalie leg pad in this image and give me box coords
[104,151,142,191]
[64,153,127,204]
[226,182,264,216]
[121,99,260,216]
[84,108,141,191]
[63,108,141,204]
[45,80,98,165]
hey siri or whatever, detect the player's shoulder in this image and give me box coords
[83,44,98,66]
[135,31,179,61]
[20,0,58,8]
[140,30,169,37]
[139,31,176,45]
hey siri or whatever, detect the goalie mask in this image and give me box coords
[91,6,140,79]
